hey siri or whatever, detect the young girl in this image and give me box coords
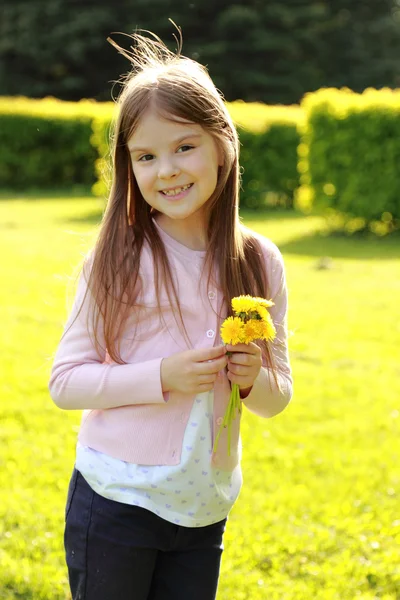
[49,31,293,600]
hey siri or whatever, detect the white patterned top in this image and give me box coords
[75,390,243,527]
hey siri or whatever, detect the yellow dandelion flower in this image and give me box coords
[253,319,268,339]
[242,320,262,343]
[254,297,275,309]
[259,317,276,341]
[231,295,257,315]
[220,316,245,345]
[255,305,269,320]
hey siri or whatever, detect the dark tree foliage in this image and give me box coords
[1,0,400,103]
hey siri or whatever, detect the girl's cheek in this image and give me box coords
[134,171,154,191]
[185,154,205,170]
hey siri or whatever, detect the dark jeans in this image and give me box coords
[64,467,227,600]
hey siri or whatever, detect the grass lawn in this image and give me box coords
[0,195,399,599]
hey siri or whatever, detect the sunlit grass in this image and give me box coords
[0,195,399,599]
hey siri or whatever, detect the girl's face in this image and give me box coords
[128,109,222,229]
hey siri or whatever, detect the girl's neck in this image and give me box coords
[154,213,208,252]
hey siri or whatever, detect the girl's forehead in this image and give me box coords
[128,109,203,146]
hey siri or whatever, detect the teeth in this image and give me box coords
[162,184,191,196]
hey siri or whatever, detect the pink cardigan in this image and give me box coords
[49,221,293,471]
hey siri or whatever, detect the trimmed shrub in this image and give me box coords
[0,96,302,209]
[91,100,303,210]
[298,87,400,234]
[0,114,95,189]
[0,97,113,190]
[91,116,113,199]
[239,122,301,209]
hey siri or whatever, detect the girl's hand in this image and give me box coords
[225,342,262,394]
[161,345,228,395]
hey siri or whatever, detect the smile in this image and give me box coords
[160,183,193,197]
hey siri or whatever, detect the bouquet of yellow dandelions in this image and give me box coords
[213,295,276,456]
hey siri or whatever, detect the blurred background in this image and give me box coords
[1,2,400,599]
[2,0,400,103]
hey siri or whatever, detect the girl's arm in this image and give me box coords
[48,268,166,411]
[240,243,293,418]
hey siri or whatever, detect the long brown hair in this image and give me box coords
[79,30,278,381]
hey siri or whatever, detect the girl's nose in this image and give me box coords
[158,158,180,179]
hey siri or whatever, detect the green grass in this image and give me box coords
[0,195,399,599]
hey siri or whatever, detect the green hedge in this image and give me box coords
[0,97,113,191]
[91,102,302,210]
[0,97,301,210]
[3,91,400,232]
[239,123,300,209]
[3,91,400,233]
[0,113,97,189]
[297,87,400,234]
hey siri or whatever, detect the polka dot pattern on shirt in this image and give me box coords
[76,390,243,528]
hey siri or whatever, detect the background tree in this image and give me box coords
[1,0,400,103]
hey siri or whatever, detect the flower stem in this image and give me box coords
[212,383,241,456]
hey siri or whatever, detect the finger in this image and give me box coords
[228,352,252,366]
[197,382,215,393]
[227,363,248,376]
[198,373,217,384]
[227,371,251,387]
[196,355,228,374]
[194,344,226,362]
[225,342,259,355]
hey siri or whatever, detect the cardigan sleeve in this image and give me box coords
[241,238,293,418]
[48,265,167,411]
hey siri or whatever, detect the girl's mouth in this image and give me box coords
[159,183,193,200]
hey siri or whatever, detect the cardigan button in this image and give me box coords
[208,291,216,300]
[206,329,215,338]
[216,417,223,426]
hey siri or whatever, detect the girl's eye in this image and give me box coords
[177,145,194,153]
[137,146,193,161]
